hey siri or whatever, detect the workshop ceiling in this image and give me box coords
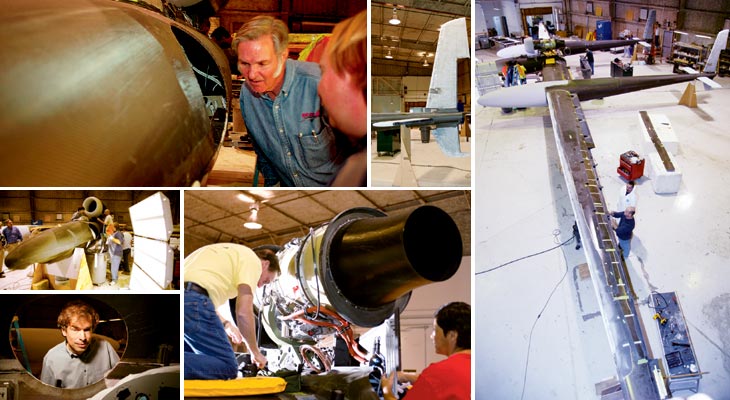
[184,190,471,257]
[371,0,471,69]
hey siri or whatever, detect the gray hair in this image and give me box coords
[233,16,289,56]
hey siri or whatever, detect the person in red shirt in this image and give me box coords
[382,302,471,399]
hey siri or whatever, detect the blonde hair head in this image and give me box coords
[324,10,367,99]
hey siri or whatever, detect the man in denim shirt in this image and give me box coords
[234,16,344,186]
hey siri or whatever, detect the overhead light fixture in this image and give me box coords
[422,58,429,66]
[237,193,255,203]
[385,49,393,59]
[695,34,712,39]
[674,30,688,36]
[389,7,401,25]
[243,204,262,230]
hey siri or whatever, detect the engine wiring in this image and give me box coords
[191,64,223,91]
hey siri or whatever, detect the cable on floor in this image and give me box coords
[475,232,575,276]
[520,230,571,400]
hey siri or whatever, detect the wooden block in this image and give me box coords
[205,147,257,186]
[578,263,591,280]
[678,83,697,108]
[206,170,256,186]
[595,376,621,395]
[31,279,49,290]
[460,121,471,139]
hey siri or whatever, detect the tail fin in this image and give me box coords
[426,18,470,109]
[433,126,468,158]
[642,10,656,41]
[704,29,729,74]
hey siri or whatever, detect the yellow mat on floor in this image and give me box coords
[184,377,287,397]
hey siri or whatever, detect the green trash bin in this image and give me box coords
[376,129,400,156]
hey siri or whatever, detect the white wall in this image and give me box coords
[399,256,471,373]
[478,1,524,37]
[402,76,431,104]
[372,95,402,113]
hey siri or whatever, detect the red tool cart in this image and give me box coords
[617,150,645,180]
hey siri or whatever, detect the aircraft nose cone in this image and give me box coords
[496,45,525,58]
[477,90,502,108]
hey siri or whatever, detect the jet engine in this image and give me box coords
[5,197,107,270]
[256,205,463,373]
[0,0,231,186]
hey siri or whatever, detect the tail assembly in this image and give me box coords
[678,29,728,89]
[426,17,470,157]
[426,17,469,109]
[704,29,729,74]
[642,10,656,41]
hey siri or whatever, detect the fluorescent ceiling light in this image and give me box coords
[674,30,688,35]
[695,34,712,39]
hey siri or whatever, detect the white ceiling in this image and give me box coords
[184,190,471,256]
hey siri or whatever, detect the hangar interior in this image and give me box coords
[0,191,180,291]
[371,0,472,187]
[184,190,471,398]
[475,1,730,399]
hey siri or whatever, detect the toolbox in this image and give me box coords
[617,150,645,181]
[651,292,702,395]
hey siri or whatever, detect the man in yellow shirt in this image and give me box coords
[184,243,280,379]
[515,63,527,85]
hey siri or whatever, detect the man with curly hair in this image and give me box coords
[41,300,120,388]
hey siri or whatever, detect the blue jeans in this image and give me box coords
[110,254,122,281]
[618,238,631,259]
[184,290,238,379]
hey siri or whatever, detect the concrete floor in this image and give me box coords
[475,47,730,399]
[1,256,132,291]
[371,133,471,187]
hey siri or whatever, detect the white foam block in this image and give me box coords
[128,192,173,242]
[44,247,84,279]
[647,152,682,194]
[130,236,173,290]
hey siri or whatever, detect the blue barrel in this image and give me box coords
[596,20,612,40]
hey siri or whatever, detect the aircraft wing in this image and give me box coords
[679,66,722,89]
[497,44,537,59]
[371,112,467,157]
[371,112,463,128]
[541,58,572,81]
[371,117,435,128]
[498,39,639,59]
[545,89,661,399]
